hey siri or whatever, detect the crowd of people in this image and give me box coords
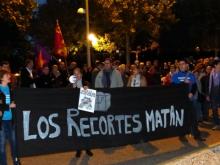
[1,55,220,164]
[12,56,220,131]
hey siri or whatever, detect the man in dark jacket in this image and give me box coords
[20,59,36,88]
[36,65,52,88]
[207,60,220,130]
[200,65,212,121]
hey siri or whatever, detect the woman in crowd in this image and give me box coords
[127,65,147,87]
[0,70,20,165]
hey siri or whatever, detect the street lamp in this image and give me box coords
[88,33,98,46]
[77,0,91,67]
[77,8,85,14]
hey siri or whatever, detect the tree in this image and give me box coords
[31,0,114,55]
[95,0,177,63]
[31,0,176,64]
[92,34,116,53]
[0,0,36,31]
[0,0,36,69]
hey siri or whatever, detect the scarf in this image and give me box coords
[102,70,112,88]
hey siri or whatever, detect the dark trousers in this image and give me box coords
[210,100,220,125]
[0,121,18,165]
[190,99,201,137]
[201,101,210,120]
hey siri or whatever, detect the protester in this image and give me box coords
[171,59,205,141]
[139,62,145,74]
[0,61,11,72]
[207,60,220,130]
[161,65,176,86]
[127,65,147,87]
[69,67,93,157]
[68,61,77,74]
[58,61,68,87]
[145,66,161,86]
[69,68,88,88]
[161,62,170,76]
[82,64,92,84]
[200,65,212,121]
[0,70,20,165]
[95,58,124,88]
[145,61,152,72]
[193,69,203,122]
[0,61,18,89]
[20,59,36,88]
[36,65,52,88]
[51,65,63,88]
[118,64,129,86]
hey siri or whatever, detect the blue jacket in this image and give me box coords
[171,71,197,94]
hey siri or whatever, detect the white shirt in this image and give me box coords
[131,74,141,87]
[26,67,36,88]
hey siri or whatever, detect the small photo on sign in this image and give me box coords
[78,88,96,113]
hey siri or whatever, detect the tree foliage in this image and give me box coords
[92,34,117,53]
[0,0,36,31]
[95,0,176,48]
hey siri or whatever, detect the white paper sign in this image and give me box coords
[78,88,96,113]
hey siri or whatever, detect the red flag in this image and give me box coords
[54,20,67,57]
[36,49,45,69]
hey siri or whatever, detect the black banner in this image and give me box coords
[15,85,193,157]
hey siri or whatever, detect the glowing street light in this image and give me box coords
[77,8,85,14]
[88,33,98,46]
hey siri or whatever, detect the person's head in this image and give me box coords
[52,65,59,73]
[59,62,66,71]
[170,65,176,74]
[179,59,188,72]
[146,61,152,68]
[73,68,82,80]
[42,65,50,75]
[134,60,139,66]
[0,61,10,72]
[25,59,34,70]
[139,62,145,69]
[153,60,159,68]
[83,64,88,71]
[112,60,120,69]
[194,71,199,79]
[96,62,104,70]
[164,62,169,69]
[214,60,220,72]
[118,64,126,74]
[132,65,140,76]
[203,58,209,65]
[0,70,11,85]
[148,66,156,74]
[69,61,77,70]
[206,65,212,74]
[104,58,112,71]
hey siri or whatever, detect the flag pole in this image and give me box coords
[64,48,70,78]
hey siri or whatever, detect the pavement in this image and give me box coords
[6,121,220,165]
